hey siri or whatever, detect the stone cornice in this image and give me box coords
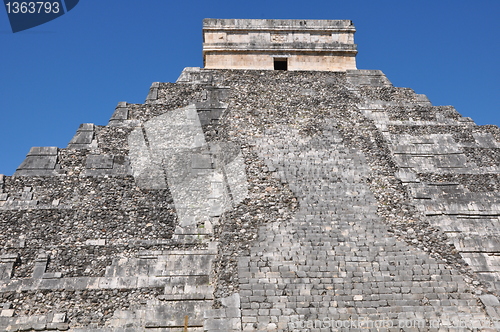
[203,18,356,32]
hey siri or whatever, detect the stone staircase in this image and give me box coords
[238,120,495,331]
[353,72,500,300]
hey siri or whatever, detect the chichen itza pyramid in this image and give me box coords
[1,18,500,331]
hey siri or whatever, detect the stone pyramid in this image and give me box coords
[1,19,500,332]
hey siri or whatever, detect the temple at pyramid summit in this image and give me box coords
[1,19,500,331]
[202,19,357,71]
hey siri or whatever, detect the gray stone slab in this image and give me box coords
[77,123,94,131]
[20,192,33,200]
[391,144,461,155]
[461,253,500,272]
[394,170,418,183]
[67,123,95,148]
[346,70,393,87]
[85,155,114,169]
[27,146,58,156]
[221,293,240,308]
[429,216,500,235]
[42,272,62,279]
[189,107,225,126]
[473,133,499,148]
[415,94,431,105]
[107,301,209,328]
[453,236,500,253]
[37,278,66,290]
[176,67,201,83]
[146,82,159,101]
[176,67,219,85]
[162,276,211,295]
[393,154,437,171]
[435,154,468,168]
[17,156,57,170]
[0,267,12,280]
[82,155,131,177]
[110,106,129,121]
[0,309,14,317]
[0,255,17,280]
[108,103,131,126]
[155,254,214,276]
[197,110,213,125]
[13,169,60,176]
[68,130,94,145]
[105,263,150,278]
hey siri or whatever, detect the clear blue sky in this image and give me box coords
[1,0,498,175]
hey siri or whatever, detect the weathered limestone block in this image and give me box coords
[145,82,159,104]
[85,154,114,169]
[107,102,140,128]
[67,123,96,149]
[176,67,220,85]
[108,300,209,329]
[15,146,62,176]
[346,69,392,87]
[473,133,500,148]
[204,294,241,332]
[82,154,132,177]
[0,254,18,280]
[32,252,49,278]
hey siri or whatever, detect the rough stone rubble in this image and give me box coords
[0,68,499,331]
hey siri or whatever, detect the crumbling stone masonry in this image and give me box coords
[1,19,500,332]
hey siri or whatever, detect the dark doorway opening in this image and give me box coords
[274,58,288,70]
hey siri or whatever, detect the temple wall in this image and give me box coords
[203,18,357,71]
[204,53,356,71]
